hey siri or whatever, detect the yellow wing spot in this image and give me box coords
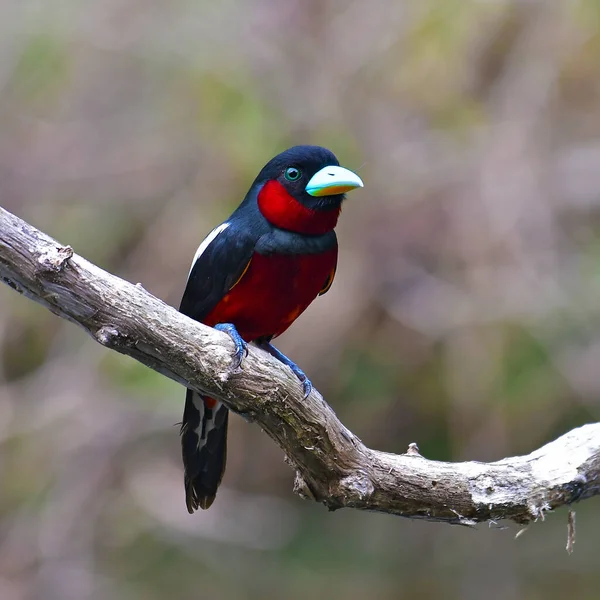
[287,307,302,322]
[229,258,252,291]
[319,267,336,296]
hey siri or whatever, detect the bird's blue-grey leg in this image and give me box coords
[256,340,312,398]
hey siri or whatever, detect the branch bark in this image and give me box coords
[1,206,599,526]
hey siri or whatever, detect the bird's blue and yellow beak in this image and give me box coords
[305,166,364,197]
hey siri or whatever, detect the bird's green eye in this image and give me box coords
[284,167,301,181]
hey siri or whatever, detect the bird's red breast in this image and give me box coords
[202,248,338,341]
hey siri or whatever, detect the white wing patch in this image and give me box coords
[189,222,230,276]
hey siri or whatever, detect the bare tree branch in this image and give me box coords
[1,206,599,526]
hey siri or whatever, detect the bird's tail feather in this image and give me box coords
[180,389,228,512]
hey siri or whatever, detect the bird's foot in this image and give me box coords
[214,323,248,370]
[257,341,312,398]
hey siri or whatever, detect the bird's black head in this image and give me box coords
[254,145,363,212]
[247,145,363,235]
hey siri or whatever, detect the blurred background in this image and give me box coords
[1,0,599,598]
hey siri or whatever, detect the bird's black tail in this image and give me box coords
[180,389,229,512]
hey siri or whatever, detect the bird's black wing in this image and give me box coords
[179,222,257,321]
[179,220,257,512]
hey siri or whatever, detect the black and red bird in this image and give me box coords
[178,145,363,512]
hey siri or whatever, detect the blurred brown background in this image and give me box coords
[1,1,600,599]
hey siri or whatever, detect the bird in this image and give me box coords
[178,145,363,512]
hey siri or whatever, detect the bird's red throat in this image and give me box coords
[257,180,340,235]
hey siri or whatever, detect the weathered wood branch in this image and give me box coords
[1,206,599,527]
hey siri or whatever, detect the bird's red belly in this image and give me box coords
[203,249,337,341]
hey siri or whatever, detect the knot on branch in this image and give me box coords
[406,442,421,456]
[336,472,375,503]
[293,472,316,500]
[95,326,125,348]
[37,245,73,274]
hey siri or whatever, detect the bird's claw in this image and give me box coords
[301,377,313,399]
[214,323,248,370]
[232,343,249,370]
[255,340,313,398]
[282,359,312,398]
